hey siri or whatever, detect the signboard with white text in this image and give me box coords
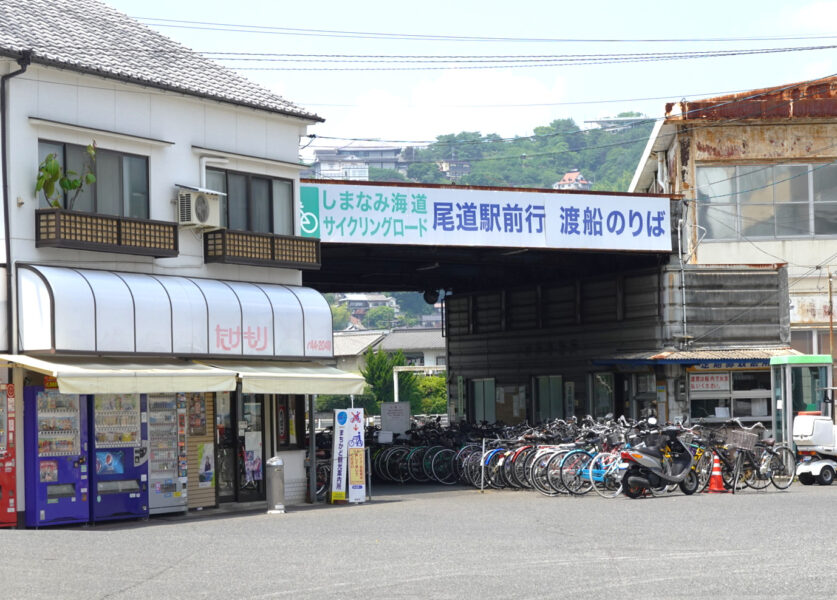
[301,183,671,252]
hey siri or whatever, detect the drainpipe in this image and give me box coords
[1,50,32,354]
[677,217,688,348]
[199,155,229,188]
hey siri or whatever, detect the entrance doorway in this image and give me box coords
[216,392,266,503]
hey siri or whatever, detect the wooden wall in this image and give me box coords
[187,392,215,509]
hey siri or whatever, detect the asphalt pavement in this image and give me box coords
[3,483,837,600]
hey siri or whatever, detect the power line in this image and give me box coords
[132,17,837,45]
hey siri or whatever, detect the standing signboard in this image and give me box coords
[347,408,365,504]
[330,409,349,503]
[380,402,410,435]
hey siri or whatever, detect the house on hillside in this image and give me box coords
[376,328,446,366]
[0,0,365,523]
[333,328,445,372]
[553,169,592,191]
[304,145,407,180]
[336,293,398,320]
[630,76,837,360]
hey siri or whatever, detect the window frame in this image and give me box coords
[38,139,149,218]
[696,162,837,241]
[206,167,295,235]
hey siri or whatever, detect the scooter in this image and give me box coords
[620,417,699,498]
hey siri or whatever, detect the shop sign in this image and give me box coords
[689,373,730,392]
[330,410,349,502]
[347,409,365,504]
[301,183,671,252]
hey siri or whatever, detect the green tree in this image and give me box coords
[316,393,379,415]
[331,303,350,331]
[360,348,419,409]
[368,167,409,182]
[362,305,395,329]
[406,161,447,184]
[416,375,448,414]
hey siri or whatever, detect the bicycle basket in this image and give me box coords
[722,428,758,451]
[606,431,625,446]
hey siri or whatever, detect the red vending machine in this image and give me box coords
[0,384,17,527]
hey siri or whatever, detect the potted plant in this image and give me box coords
[35,141,96,210]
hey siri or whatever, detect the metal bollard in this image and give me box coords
[266,456,285,514]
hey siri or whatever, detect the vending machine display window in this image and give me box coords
[36,392,80,456]
[93,395,140,447]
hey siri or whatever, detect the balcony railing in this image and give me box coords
[36,209,178,257]
[204,229,321,269]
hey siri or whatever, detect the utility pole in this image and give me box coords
[830,268,835,424]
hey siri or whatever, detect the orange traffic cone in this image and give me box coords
[707,452,728,493]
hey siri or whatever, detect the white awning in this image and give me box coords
[204,361,367,395]
[17,265,333,359]
[0,355,238,394]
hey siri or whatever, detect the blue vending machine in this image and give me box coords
[24,386,90,527]
[88,394,149,522]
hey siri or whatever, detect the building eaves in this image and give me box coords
[0,0,323,123]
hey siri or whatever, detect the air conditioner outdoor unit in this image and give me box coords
[177,188,222,229]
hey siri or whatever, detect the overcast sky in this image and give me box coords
[106,0,837,157]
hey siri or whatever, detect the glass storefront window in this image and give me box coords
[535,375,563,422]
[592,373,614,417]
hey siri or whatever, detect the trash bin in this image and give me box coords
[266,456,285,514]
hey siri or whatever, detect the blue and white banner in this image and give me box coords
[301,183,671,252]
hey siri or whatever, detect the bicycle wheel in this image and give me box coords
[315,463,331,499]
[531,450,561,497]
[512,446,537,489]
[407,447,431,483]
[431,448,457,485]
[546,450,572,495]
[485,449,508,489]
[693,448,714,493]
[589,452,622,498]
[560,450,594,495]
[768,446,796,490]
[742,450,771,490]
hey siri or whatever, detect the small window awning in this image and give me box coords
[204,361,367,395]
[0,354,238,395]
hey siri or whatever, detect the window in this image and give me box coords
[535,375,563,422]
[697,163,837,240]
[38,140,148,218]
[688,369,771,420]
[207,168,293,234]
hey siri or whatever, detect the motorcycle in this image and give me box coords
[620,417,699,498]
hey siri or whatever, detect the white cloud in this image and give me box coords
[784,1,837,31]
[306,69,566,144]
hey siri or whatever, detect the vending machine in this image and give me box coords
[88,394,148,522]
[0,384,16,527]
[24,386,89,527]
[147,393,187,514]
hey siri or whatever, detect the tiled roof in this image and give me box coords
[377,328,445,352]
[333,331,386,357]
[0,0,322,122]
[597,347,801,364]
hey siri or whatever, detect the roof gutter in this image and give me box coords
[1,50,32,353]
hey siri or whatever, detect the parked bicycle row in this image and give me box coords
[365,415,798,498]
